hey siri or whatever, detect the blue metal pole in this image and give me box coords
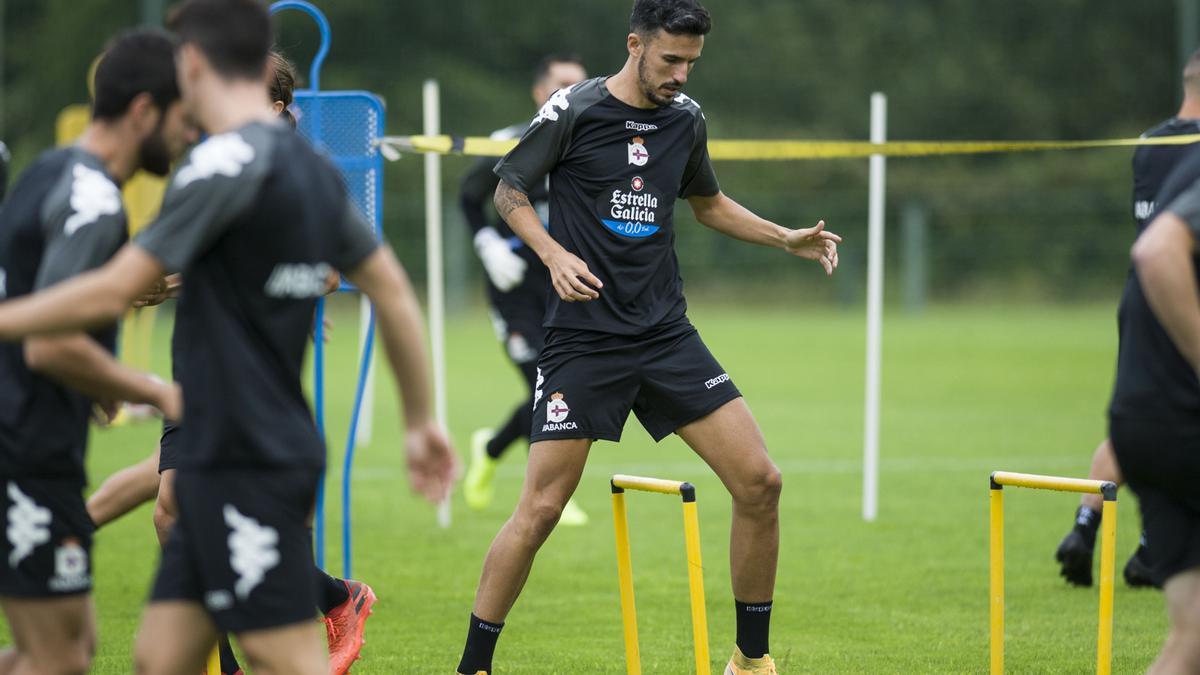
[341,308,376,578]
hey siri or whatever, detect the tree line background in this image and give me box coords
[0,0,1185,305]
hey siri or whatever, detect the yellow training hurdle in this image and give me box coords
[611,474,709,675]
[989,471,1117,675]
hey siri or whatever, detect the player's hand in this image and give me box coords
[783,220,842,275]
[404,421,459,503]
[545,248,602,302]
[324,269,341,296]
[133,274,182,307]
[155,381,183,422]
[91,400,120,427]
[475,227,528,292]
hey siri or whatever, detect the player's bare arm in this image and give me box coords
[25,333,182,420]
[1132,212,1200,372]
[688,191,842,275]
[495,179,603,302]
[0,245,167,340]
[345,245,458,503]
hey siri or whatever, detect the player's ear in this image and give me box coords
[128,92,161,136]
[627,32,643,58]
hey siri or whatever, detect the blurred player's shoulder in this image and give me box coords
[1140,117,1200,139]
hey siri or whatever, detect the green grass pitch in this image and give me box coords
[14,299,1169,673]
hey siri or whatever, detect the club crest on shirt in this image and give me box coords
[543,392,578,432]
[628,136,649,167]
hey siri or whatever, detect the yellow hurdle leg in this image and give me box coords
[612,487,641,675]
[682,496,709,675]
[1096,495,1117,675]
[989,485,1004,675]
[207,645,220,675]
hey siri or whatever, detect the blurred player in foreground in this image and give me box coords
[1054,51,1200,590]
[0,1,457,672]
[0,29,188,675]
[455,1,840,673]
[1108,129,1200,674]
[459,55,590,525]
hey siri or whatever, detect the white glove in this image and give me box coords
[474,227,527,292]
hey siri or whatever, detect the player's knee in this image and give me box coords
[35,640,91,675]
[734,462,783,511]
[517,498,564,541]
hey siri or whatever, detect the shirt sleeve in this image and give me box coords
[34,210,127,291]
[134,133,268,273]
[679,112,720,199]
[1165,177,1200,236]
[330,196,380,273]
[493,95,573,194]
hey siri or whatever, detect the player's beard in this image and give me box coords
[637,54,680,107]
[138,118,172,177]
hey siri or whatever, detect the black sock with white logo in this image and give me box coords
[1073,505,1101,549]
[735,600,772,659]
[457,613,504,674]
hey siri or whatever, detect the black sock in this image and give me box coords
[218,635,239,674]
[735,600,772,659]
[457,613,504,674]
[1073,505,1101,548]
[316,567,350,615]
[486,401,531,459]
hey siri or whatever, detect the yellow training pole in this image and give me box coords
[612,486,641,675]
[1096,496,1117,675]
[681,496,710,675]
[207,646,220,675]
[989,484,1004,675]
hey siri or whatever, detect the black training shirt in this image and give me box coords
[0,148,128,485]
[494,77,720,335]
[1110,145,1200,421]
[135,121,378,470]
[1132,118,1200,233]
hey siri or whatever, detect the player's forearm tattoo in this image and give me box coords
[494,181,532,221]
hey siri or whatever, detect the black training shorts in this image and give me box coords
[157,421,181,473]
[530,318,741,443]
[0,477,93,598]
[150,467,319,633]
[1110,414,1200,585]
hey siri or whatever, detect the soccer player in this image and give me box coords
[0,1,457,673]
[1107,136,1200,674]
[460,55,590,525]
[455,2,839,673]
[1054,51,1200,589]
[0,29,189,675]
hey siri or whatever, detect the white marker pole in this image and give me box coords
[863,92,887,523]
[424,79,452,528]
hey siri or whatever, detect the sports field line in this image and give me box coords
[347,454,1087,482]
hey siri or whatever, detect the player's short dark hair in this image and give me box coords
[1185,47,1200,94]
[630,0,711,38]
[533,54,584,86]
[167,0,271,80]
[91,29,181,122]
[268,51,298,127]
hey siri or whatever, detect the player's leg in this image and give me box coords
[1055,438,1116,587]
[676,398,782,670]
[152,468,178,548]
[306,503,374,675]
[457,438,592,674]
[0,595,95,675]
[235,622,327,675]
[133,601,218,675]
[1149,567,1200,673]
[86,444,160,528]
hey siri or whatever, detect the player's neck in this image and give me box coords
[196,80,277,135]
[1178,95,1200,121]
[76,123,137,184]
[607,60,658,110]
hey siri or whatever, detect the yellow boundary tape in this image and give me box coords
[380,133,1200,161]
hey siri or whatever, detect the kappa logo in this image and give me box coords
[1135,200,1155,221]
[704,373,731,390]
[532,84,576,125]
[223,504,280,600]
[175,133,255,189]
[628,136,650,166]
[48,537,89,592]
[533,368,545,411]
[547,392,570,423]
[6,482,51,569]
[626,121,659,133]
[64,163,121,237]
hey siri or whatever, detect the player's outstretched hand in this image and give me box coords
[784,220,842,275]
[545,248,603,302]
[405,421,460,504]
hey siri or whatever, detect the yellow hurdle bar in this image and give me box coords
[611,475,710,674]
[989,471,1117,675]
[207,645,220,675]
